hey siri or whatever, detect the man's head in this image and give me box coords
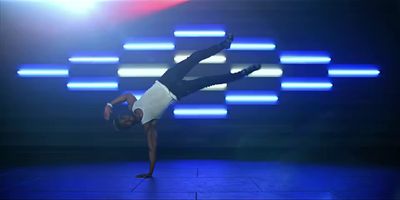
[113,113,140,131]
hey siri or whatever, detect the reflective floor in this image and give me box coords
[1,160,399,199]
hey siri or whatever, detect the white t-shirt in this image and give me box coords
[132,81,177,124]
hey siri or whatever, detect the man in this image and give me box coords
[103,34,260,178]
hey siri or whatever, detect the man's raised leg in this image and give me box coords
[177,64,261,98]
[158,34,234,86]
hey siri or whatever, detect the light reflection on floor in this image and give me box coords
[1,160,399,199]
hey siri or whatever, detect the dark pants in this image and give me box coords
[158,43,244,99]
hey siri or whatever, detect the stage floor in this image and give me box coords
[1,160,399,199]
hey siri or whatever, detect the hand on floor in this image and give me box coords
[136,173,153,179]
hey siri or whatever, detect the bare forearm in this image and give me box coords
[109,94,128,105]
[146,128,158,175]
[148,146,156,174]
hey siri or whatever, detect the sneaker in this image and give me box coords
[241,64,261,76]
[221,33,234,49]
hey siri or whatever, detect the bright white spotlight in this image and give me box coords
[118,64,169,77]
[174,53,226,64]
[54,0,98,15]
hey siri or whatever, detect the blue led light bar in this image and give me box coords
[230,43,276,50]
[280,52,331,64]
[67,78,118,91]
[174,30,226,37]
[174,25,226,37]
[281,78,333,91]
[226,91,279,105]
[17,65,69,77]
[68,56,119,64]
[174,105,227,118]
[229,38,276,50]
[328,65,380,77]
[123,43,175,50]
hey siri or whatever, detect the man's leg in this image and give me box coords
[158,34,234,87]
[176,64,261,98]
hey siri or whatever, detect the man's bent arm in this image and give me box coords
[109,93,137,106]
[104,93,137,120]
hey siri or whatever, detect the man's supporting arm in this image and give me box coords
[137,120,158,178]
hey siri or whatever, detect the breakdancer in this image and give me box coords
[103,34,261,178]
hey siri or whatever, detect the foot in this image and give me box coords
[221,33,234,49]
[241,64,261,76]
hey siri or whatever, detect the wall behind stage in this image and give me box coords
[1,0,399,150]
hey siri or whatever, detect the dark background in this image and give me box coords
[1,0,399,167]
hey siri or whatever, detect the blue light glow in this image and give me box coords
[67,78,118,91]
[174,31,226,37]
[229,38,276,50]
[281,78,333,91]
[328,65,380,77]
[174,26,226,37]
[17,65,69,77]
[123,43,175,50]
[230,43,276,50]
[280,52,331,64]
[174,105,227,118]
[68,56,119,64]
[226,91,279,104]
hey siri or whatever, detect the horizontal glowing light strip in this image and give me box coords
[280,56,331,64]
[174,105,227,118]
[328,64,381,77]
[67,82,118,90]
[174,54,226,64]
[17,69,69,77]
[201,83,227,91]
[174,30,226,37]
[329,69,380,77]
[281,80,332,91]
[226,92,278,104]
[280,52,331,64]
[118,67,168,77]
[123,43,175,50]
[230,43,276,50]
[231,65,282,77]
[68,56,119,64]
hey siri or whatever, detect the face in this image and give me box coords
[118,114,136,128]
